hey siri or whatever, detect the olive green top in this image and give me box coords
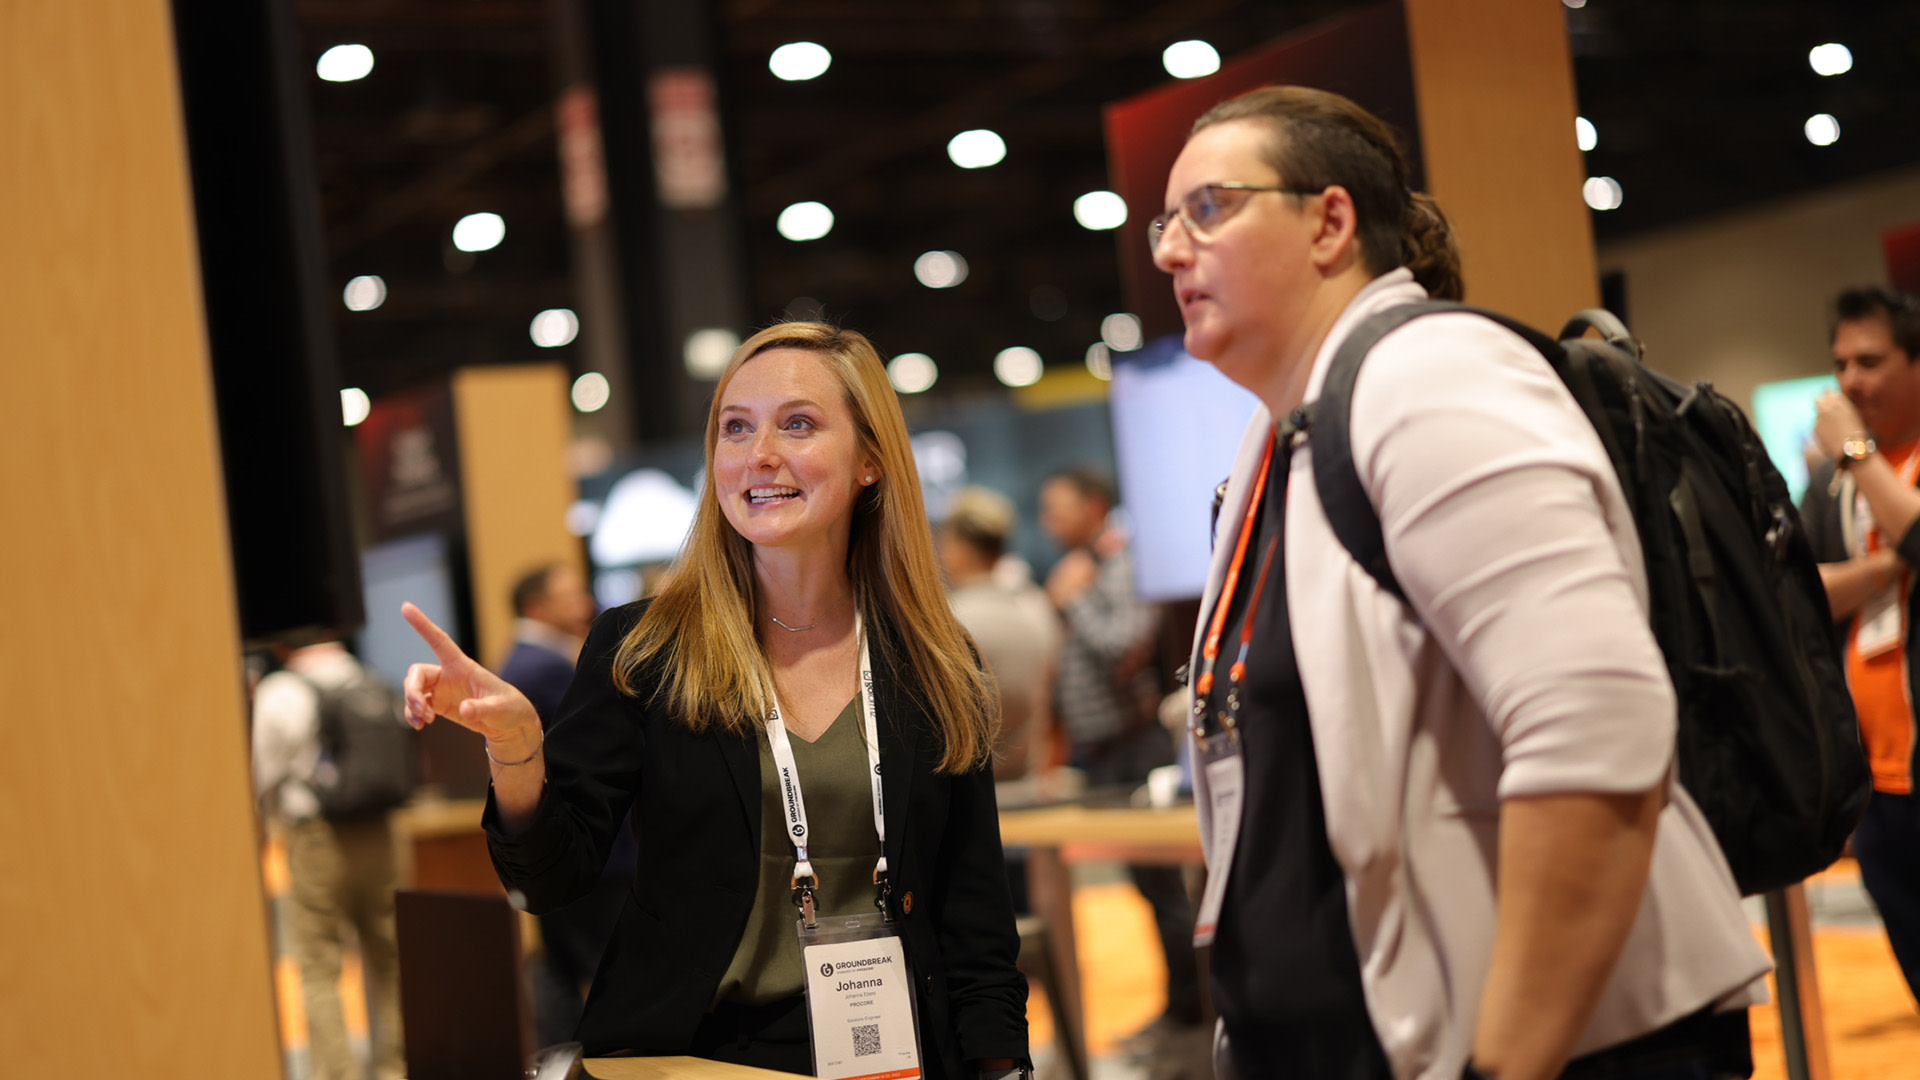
[711,695,883,1006]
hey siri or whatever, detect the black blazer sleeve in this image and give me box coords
[485,602,649,913]
[929,753,1029,1065]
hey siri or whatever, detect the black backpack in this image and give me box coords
[305,668,418,819]
[1300,300,1870,896]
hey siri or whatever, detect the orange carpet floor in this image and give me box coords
[1029,873,1920,1078]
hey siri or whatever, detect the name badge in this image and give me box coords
[1191,737,1246,947]
[800,912,923,1080]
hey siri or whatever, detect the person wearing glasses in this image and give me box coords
[1151,86,1767,1080]
[398,322,1032,1080]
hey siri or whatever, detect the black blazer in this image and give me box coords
[485,599,1029,1077]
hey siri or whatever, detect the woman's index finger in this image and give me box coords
[401,602,467,663]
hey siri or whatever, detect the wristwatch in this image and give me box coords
[1839,433,1878,470]
[979,1068,1033,1080]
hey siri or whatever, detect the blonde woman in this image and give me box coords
[401,323,1030,1078]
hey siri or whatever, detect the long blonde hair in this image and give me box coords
[611,322,997,774]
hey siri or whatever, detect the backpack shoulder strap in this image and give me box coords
[292,670,346,749]
[1310,300,1561,604]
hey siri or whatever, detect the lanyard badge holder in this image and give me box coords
[1191,429,1285,946]
[769,616,925,1080]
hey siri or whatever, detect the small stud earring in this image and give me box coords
[864,475,874,484]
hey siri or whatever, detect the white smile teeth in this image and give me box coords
[749,487,800,503]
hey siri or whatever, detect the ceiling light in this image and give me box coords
[571,372,611,413]
[316,44,374,83]
[769,42,832,82]
[685,328,741,378]
[993,347,1043,388]
[340,387,372,427]
[452,212,505,252]
[1101,313,1144,352]
[1805,113,1840,146]
[1582,176,1623,211]
[1162,40,1221,80]
[947,129,1007,169]
[1085,342,1113,381]
[530,309,579,348]
[342,275,386,311]
[1576,116,1597,152]
[565,500,601,537]
[776,201,834,241]
[1808,43,1853,77]
[1073,191,1128,231]
[913,250,969,289]
[888,353,938,394]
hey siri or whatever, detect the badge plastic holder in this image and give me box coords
[797,907,924,1080]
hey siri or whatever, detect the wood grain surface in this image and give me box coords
[0,1,282,1075]
[451,364,583,668]
[1404,0,1600,327]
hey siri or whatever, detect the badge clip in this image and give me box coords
[792,870,820,930]
[872,867,893,923]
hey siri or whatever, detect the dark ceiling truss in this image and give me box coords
[294,0,1920,410]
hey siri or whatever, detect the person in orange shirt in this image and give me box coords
[1802,285,1920,1009]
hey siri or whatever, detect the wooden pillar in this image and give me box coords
[452,364,585,667]
[0,2,283,1076]
[1404,0,1599,326]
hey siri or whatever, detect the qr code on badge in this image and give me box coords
[853,1023,882,1057]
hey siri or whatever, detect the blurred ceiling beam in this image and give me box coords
[330,106,555,256]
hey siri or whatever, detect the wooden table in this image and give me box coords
[584,1057,798,1078]
[395,797,495,893]
[998,803,1201,853]
[997,803,1203,1079]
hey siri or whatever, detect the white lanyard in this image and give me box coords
[764,613,889,927]
[1847,453,1920,658]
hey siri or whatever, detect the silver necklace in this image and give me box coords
[768,614,819,632]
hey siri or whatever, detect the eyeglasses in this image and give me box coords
[1148,182,1323,252]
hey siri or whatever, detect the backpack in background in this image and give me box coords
[1304,300,1870,896]
[306,667,419,819]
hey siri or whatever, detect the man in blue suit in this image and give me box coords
[498,563,594,718]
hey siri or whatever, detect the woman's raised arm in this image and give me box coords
[401,601,545,830]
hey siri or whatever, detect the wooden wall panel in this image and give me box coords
[0,2,283,1076]
[453,365,584,667]
[1404,0,1598,326]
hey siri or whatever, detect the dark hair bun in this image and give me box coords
[1405,192,1463,301]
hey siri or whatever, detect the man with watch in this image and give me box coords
[1801,284,1920,1011]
